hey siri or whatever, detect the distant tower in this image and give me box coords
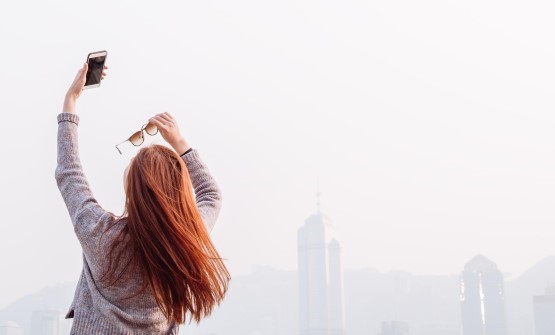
[298,193,345,335]
[379,321,411,335]
[460,255,507,335]
[533,285,555,335]
[328,238,345,335]
[0,322,24,335]
[31,310,63,335]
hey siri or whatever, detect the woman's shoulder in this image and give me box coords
[93,214,129,249]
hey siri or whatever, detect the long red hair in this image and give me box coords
[102,145,229,324]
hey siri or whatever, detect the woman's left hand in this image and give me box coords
[148,112,191,155]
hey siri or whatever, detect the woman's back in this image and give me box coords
[67,215,179,334]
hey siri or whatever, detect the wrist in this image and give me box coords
[62,95,77,114]
[64,92,79,102]
[171,137,191,155]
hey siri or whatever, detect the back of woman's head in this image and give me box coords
[108,144,229,324]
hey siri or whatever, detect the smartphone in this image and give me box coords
[84,50,108,89]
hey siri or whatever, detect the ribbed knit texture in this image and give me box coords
[55,112,223,334]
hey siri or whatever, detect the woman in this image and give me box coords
[55,62,230,334]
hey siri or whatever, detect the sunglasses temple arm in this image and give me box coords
[115,140,128,155]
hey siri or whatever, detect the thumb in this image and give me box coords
[80,63,88,78]
[74,63,87,81]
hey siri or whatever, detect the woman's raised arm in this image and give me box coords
[149,112,223,232]
[55,63,108,234]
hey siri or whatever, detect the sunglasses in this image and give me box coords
[115,123,158,154]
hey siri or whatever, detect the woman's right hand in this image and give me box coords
[63,63,108,114]
[149,112,191,155]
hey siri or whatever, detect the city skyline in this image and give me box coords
[4,1,555,310]
[2,197,554,334]
[4,254,555,335]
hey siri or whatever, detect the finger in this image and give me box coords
[73,64,86,81]
[158,113,173,124]
[163,112,175,122]
[154,115,172,126]
[151,114,168,127]
[149,117,169,131]
[80,63,88,79]
[156,115,176,129]
[104,65,109,69]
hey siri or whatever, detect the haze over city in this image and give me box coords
[2,0,555,334]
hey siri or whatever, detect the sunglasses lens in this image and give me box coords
[129,131,144,146]
[144,123,158,136]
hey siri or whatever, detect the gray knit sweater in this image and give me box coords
[55,112,222,334]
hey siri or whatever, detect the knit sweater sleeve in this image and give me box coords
[180,149,222,232]
[55,113,107,240]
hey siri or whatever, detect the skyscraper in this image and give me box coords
[0,322,23,335]
[533,285,555,335]
[30,310,63,335]
[379,321,411,335]
[328,238,344,335]
[298,204,345,335]
[459,255,507,335]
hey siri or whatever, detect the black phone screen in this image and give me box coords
[85,55,106,86]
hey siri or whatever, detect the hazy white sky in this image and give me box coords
[2,0,555,309]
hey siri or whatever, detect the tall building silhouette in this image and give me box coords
[0,322,23,335]
[30,310,63,335]
[533,285,555,335]
[327,238,344,335]
[459,255,507,335]
[379,321,411,335]
[298,195,345,335]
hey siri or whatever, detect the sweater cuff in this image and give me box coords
[181,148,200,164]
[57,113,80,125]
[181,147,193,156]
